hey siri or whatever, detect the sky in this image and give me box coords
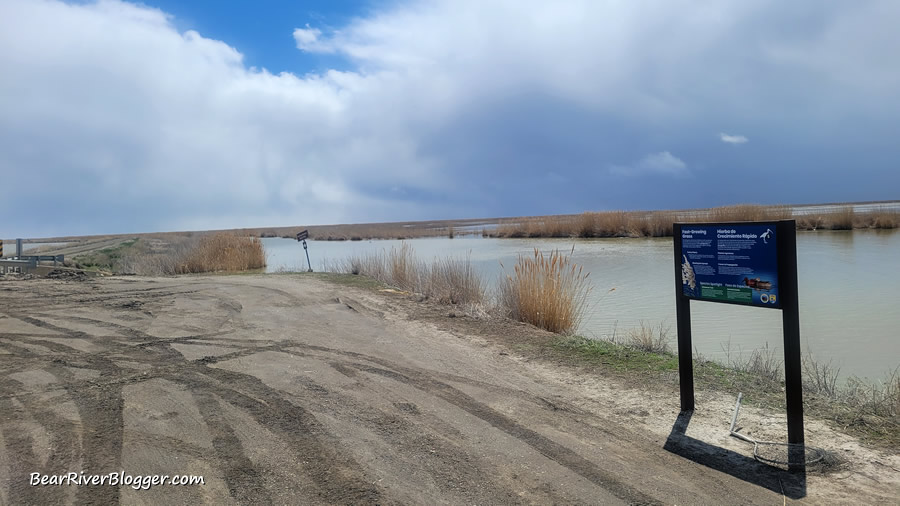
[1,0,898,238]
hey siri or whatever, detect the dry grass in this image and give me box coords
[824,207,855,230]
[497,248,592,335]
[638,211,677,237]
[796,206,898,230]
[803,353,841,398]
[721,341,783,383]
[333,244,594,332]
[26,202,897,247]
[424,254,485,305]
[795,214,827,231]
[388,242,419,292]
[175,233,266,274]
[306,204,895,239]
[843,368,900,419]
[625,321,671,353]
[333,243,485,306]
[489,205,804,239]
[707,204,792,222]
[861,210,899,229]
[577,212,641,238]
[117,233,266,275]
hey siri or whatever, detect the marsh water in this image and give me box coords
[263,231,900,380]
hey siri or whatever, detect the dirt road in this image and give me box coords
[0,274,896,505]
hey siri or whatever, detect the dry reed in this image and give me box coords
[176,233,266,274]
[334,244,485,306]
[498,248,592,334]
[863,210,899,229]
[424,254,485,305]
[825,207,855,230]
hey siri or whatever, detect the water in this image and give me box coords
[263,230,900,380]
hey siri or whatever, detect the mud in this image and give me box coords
[0,275,896,505]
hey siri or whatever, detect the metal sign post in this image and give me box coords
[296,230,312,272]
[674,220,803,466]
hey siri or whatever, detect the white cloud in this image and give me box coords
[720,133,749,144]
[293,24,333,53]
[610,152,688,177]
[1,0,898,236]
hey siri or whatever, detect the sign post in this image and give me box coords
[296,230,312,272]
[674,220,804,464]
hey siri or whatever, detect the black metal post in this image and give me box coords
[673,223,695,411]
[302,240,312,272]
[777,220,804,469]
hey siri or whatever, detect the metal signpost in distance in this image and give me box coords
[673,220,803,463]
[296,230,313,272]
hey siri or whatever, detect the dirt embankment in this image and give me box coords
[0,274,896,505]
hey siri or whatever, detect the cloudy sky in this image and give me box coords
[1,0,898,238]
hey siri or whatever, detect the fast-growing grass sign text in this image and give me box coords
[679,224,780,308]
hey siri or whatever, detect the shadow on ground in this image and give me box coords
[663,410,806,500]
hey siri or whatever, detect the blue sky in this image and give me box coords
[1,0,898,238]
[144,0,365,74]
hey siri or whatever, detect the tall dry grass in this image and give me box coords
[825,207,855,230]
[423,254,485,305]
[176,233,266,274]
[498,248,592,334]
[119,233,266,275]
[639,211,678,237]
[334,245,593,332]
[795,214,826,231]
[489,204,811,239]
[335,244,485,306]
[706,204,792,223]
[577,212,640,238]
[861,210,899,229]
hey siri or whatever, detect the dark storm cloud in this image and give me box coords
[1,0,898,237]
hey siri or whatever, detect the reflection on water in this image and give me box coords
[263,230,900,380]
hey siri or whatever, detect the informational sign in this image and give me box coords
[296,230,309,241]
[673,220,804,461]
[679,223,780,308]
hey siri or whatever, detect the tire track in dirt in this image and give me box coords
[188,367,387,504]
[0,379,73,506]
[350,363,659,505]
[1,327,128,505]
[3,287,388,505]
[191,391,273,505]
[279,342,659,505]
[23,313,155,341]
[3,277,646,504]
[225,357,524,503]
[11,287,202,306]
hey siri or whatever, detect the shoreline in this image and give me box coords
[314,271,899,450]
[11,201,900,244]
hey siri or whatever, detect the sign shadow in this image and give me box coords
[663,410,806,500]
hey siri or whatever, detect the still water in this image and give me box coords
[263,231,900,380]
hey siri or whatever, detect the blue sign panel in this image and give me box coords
[679,223,780,308]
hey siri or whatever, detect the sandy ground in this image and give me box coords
[0,274,896,505]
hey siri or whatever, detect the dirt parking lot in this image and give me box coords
[0,274,897,505]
